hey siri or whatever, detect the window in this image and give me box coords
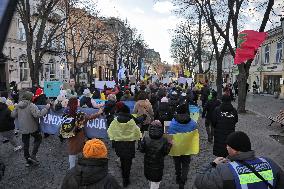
[276,41,282,63]
[19,55,29,81]
[254,53,259,65]
[264,45,270,64]
[18,19,26,41]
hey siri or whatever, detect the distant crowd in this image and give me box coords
[0,79,283,189]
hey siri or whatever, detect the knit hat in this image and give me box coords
[83,139,107,159]
[161,97,169,103]
[22,91,33,101]
[226,131,251,152]
[83,88,92,97]
[34,88,43,97]
[176,103,189,114]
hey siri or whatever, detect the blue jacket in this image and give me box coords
[167,114,197,134]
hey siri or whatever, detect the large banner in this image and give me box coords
[38,106,108,139]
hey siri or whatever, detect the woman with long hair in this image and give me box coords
[60,97,103,169]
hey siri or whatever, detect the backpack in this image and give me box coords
[60,112,85,139]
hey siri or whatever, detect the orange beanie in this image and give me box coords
[83,139,107,159]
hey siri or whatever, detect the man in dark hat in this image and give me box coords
[195,131,284,189]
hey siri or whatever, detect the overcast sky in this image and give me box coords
[95,0,180,64]
[94,0,284,64]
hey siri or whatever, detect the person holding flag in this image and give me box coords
[167,103,199,189]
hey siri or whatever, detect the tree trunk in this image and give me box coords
[216,58,223,98]
[197,14,203,73]
[113,52,117,81]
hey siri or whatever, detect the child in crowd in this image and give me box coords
[140,120,172,189]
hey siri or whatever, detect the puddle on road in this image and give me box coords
[270,135,284,145]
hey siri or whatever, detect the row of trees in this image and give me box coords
[17,0,148,85]
[170,0,283,112]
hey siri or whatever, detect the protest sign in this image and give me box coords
[44,81,62,97]
[95,80,116,90]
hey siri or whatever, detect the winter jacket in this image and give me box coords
[211,103,238,157]
[108,113,141,159]
[168,94,179,113]
[168,114,197,134]
[104,100,116,127]
[140,124,172,182]
[120,94,134,101]
[11,100,48,134]
[157,88,167,100]
[201,85,210,102]
[195,151,284,189]
[0,103,15,132]
[204,98,221,121]
[61,158,121,189]
[133,99,154,125]
[157,102,173,123]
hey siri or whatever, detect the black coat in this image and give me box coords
[168,94,179,113]
[61,158,121,189]
[33,94,47,105]
[212,103,238,157]
[0,103,15,132]
[204,98,221,121]
[157,102,173,122]
[113,113,136,159]
[140,124,171,182]
[104,101,116,127]
[80,96,92,108]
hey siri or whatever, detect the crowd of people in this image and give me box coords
[0,79,283,189]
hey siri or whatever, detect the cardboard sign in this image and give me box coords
[44,81,63,97]
[95,80,116,90]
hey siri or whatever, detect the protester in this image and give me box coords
[61,139,122,189]
[212,95,238,157]
[133,92,154,133]
[120,90,134,101]
[139,120,172,189]
[9,81,19,103]
[11,91,50,167]
[157,97,173,125]
[233,80,238,96]
[201,82,210,118]
[195,131,284,189]
[204,91,221,143]
[32,88,47,105]
[168,91,179,115]
[167,104,198,189]
[0,100,22,152]
[104,94,117,127]
[60,97,103,169]
[107,103,141,187]
[80,88,103,109]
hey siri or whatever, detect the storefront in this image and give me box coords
[262,73,282,94]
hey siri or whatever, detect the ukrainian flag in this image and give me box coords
[167,107,200,156]
[169,129,199,156]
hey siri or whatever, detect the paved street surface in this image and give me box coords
[0,95,284,189]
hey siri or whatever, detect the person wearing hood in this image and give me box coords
[107,103,142,187]
[0,99,22,152]
[32,88,47,105]
[61,139,121,189]
[194,131,284,189]
[204,90,221,143]
[133,92,154,133]
[167,103,198,189]
[211,95,238,157]
[11,91,50,167]
[139,120,172,189]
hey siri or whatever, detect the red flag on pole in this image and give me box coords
[234,30,267,65]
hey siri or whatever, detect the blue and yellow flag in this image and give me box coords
[169,129,199,156]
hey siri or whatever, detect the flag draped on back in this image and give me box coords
[234,30,267,65]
